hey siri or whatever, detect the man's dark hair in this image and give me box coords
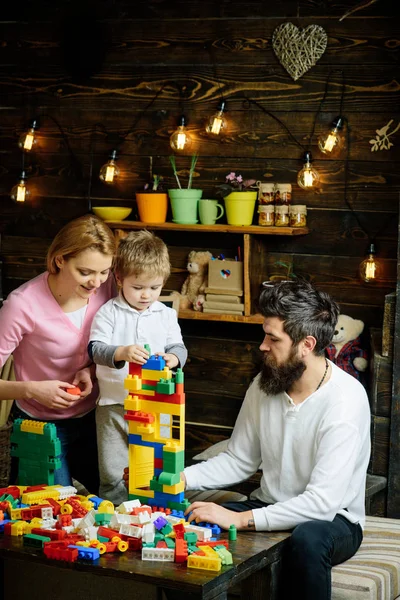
[258,280,340,356]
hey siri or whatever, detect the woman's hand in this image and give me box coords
[27,380,82,410]
[185,502,254,531]
[157,353,179,369]
[72,367,93,398]
[114,344,149,364]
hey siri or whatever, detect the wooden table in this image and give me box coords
[0,530,289,600]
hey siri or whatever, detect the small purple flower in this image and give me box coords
[236,175,243,183]
[226,172,236,181]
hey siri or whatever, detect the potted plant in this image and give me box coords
[168,155,202,224]
[216,172,257,226]
[135,175,168,223]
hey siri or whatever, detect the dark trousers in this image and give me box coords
[10,404,100,496]
[164,499,363,600]
[223,499,363,600]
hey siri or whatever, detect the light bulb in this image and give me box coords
[318,117,345,156]
[206,100,227,136]
[297,151,320,190]
[99,150,120,184]
[170,116,192,152]
[10,171,30,203]
[18,119,39,152]
[359,243,381,283]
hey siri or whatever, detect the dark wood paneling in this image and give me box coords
[369,328,393,417]
[369,415,390,477]
[3,112,400,163]
[1,0,396,21]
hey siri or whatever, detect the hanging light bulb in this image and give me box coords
[206,100,227,136]
[99,149,120,184]
[297,151,320,190]
[18,119,39,152]
[359,243,381,283]
[10,171,30,203]
[318,116,345,155]
[170,116,192,152]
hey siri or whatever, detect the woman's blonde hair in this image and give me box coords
[47,214,116,274]
[115,229,170,282]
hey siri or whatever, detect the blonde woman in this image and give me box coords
[0,214,117,494]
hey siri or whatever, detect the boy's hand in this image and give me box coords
[114,344,149,364]
[157,353,179,369]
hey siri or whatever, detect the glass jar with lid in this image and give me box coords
[257,182,275,205]
[289,205,307,227]
[275,205,289,226]
[258,204,275,226]
[275,183,292,206]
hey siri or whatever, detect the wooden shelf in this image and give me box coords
[179,309,263,324]
[105,220,309,325]
[105,220,309,236]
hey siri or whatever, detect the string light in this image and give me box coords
[18,119,39,152]
[359,243,381,283]
[206,100,227,136]
[10,171,30,203]
[99,149,120,184]
[318,116,345,155]
[170,115,192,152]
[297,151,320,189]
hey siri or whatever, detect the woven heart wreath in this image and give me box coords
[272,23,328,81]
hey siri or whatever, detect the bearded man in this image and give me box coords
[182,279,371,600]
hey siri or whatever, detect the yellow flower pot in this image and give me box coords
[224,191,257,226]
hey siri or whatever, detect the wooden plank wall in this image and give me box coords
[0,1,399,495]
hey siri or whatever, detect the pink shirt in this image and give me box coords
[0,272,115,420]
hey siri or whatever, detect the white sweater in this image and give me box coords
[184,361,371,531]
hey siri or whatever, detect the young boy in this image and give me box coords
[89,230,187,506]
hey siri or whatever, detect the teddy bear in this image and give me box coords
[325,314,368,383]
[178,250,213,311]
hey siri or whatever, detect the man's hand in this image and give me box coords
[115,344,149,364]
[72,367,92,398]
[27,380,82,410]
[185,501,255,531]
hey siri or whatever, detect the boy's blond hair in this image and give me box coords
[115,229,170,282]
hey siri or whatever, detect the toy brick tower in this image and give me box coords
[10,419,62,485]
[124,351,189,512]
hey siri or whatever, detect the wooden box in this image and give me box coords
[206,259,244,295]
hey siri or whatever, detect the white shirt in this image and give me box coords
[89,295,184,406]
[184,361,371,531]
[65,304,88,329]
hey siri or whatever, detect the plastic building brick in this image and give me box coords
[214,545,233,565]
[11,419,62,486]
[175,538,188,563]
[68,545,100,560]
[142,546,175,562]
[228,524,237,541]
[187,546,222,572]
[66,386,81,395]
[23,533,52,548]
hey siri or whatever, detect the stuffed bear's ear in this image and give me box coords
[354,319,365,336]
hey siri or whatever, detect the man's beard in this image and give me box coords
[258,347,306,395]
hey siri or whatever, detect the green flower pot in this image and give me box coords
[168,189,203,224]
